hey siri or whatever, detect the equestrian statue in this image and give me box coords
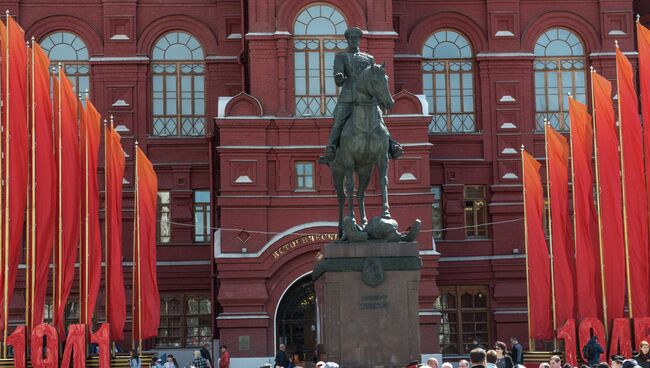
[318,27,420,242]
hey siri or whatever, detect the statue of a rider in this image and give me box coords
[318,27,403,165]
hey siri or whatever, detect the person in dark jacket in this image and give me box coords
[275,344,289,368]
[583,335,604,367]
[635,341,650,368]
[495,341,514,368]
[510,337,524,367]
[200,343,214,368]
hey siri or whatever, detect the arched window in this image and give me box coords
[422,30,475,133]
[293,4,348,117]
[151,32,205,137]
[534,28,586,131]
[40,31,90,95]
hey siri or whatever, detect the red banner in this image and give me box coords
[135,147,160,340]
[616,48,649,318]
[106,124,126,340]
[592,71,626,324]
[568,98,602,320]
[80,100,102,324]
[522,150,553,339]
[31,43,56,326]
[53,71,81,337]
[637,23,650,225]
[0,15,29,333]
[545,125,576,326]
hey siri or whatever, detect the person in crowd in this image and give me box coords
[510,337,524,367]
[597,363,610,368]
[129,349,141,368]
[275,344,290,368]
[219,345,230,368]
[426,358,438,368]
[487,350,498,368]
[635,341,650,368]
[495,341,514,368]
[539,363,550,368]
[405,360,420,368]
[163,354,178,368]
[292,353,304,368]
[193,350,212,368]
[315,362,325,368]
[550,355,562,368]
[471,348,487,368]
[583,335,604,367]
[152,358,163,368]
[460,359,471,368]
[622,359,638,368]
[442,363,453,368]
[201,343,214,368]
[612,356,625,368]
[563,363,572,368]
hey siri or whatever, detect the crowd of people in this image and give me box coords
[402,336,650,368]
[128,343,219,368]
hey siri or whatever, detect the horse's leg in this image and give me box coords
[332,167,345,239]
[379,154,391,218]
[345,165,355,222]
[356,165,372,227]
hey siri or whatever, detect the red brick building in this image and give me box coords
[2,0,647,367]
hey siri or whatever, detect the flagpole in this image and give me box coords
[25,41,31,330]
[132,141,138,352]
[135,142,143,355]
[57,62,63,333]
[3,10,11,358]
[543,120,558,349]
[78,87,83,325]
[521,146,535,352]
[84,91,90,327]
[104,119,109,345]
[615,41,634,319]
[590,67,609,337]
[28,38,37,329]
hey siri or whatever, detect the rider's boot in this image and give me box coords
[388,139,404,159]
[318,145,337,165]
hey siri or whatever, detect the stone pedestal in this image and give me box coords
[313,241,421,368]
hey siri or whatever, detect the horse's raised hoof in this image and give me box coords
[381,211,391,219]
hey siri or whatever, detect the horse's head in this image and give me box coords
[359,63,394,110]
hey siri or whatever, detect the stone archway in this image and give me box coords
[275,274,317,364]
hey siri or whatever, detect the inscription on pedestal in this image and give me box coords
[358,294,389,310]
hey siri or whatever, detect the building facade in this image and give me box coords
[2,0,646,367]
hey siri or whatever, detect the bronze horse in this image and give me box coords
[330,63,394,239]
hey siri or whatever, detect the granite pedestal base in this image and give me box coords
[313,241,421,368]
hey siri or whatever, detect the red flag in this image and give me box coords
[592,71,626,324]
[0,15,29,332]
[637,23,650,224]
[522,150,553,339]
[80,100,102,325]
[53,70,81,337]
[106,124,126,340]
[31,43,56,325]
[545,125,576,325]
[568,98,602,320]
[616,48,650,318]
[134,147,160,340]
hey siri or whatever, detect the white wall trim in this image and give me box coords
[228,357,275,368]
[215,221,337,258]
[217,96,234,118]
[590,51,638,56]
[439,254,526,262]
[475,52,535,58]
[89,56,150,62]
[206,55,238,60]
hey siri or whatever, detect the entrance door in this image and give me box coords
[276,275,317,364]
